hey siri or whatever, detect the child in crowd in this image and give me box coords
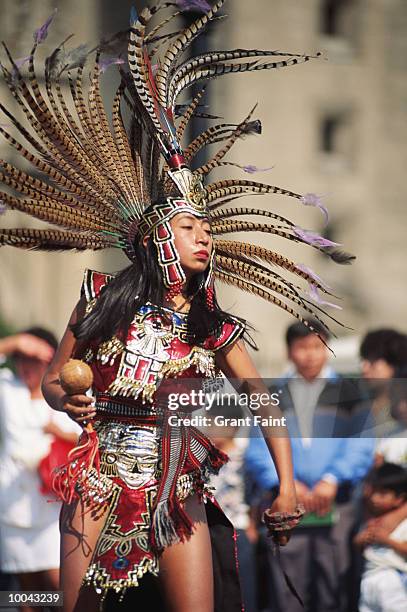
[354,463,407,612]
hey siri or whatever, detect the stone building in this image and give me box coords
[1,0,406,374]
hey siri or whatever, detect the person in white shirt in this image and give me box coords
[0,329,80,612]
[354,463,407,612]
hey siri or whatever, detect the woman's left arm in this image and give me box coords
[216,340,298,543]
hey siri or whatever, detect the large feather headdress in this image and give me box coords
[0,0,353,333]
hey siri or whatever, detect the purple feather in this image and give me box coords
[175,0,212,13]
[308,284,342,310]
[293,226,341,248]
[99,57,125,74]
[300,193,329,226]
[295,263,332,291]
[34,9,57,45]
[11,56,32,84]
[243,164,274,174]
[14,55,31,69]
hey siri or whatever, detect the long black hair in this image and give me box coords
[71,236,251,347]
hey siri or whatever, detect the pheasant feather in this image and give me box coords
[0,2,351,333]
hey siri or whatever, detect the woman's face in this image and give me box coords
[170,213,212,278]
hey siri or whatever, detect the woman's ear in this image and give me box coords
[142,234,150,248]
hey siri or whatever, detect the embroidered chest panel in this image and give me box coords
[80,270,244,403]
[85,303,216,402]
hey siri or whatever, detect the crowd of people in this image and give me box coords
[1,321,406,612]
[212,322,407,612]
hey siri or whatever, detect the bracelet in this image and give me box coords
[262,504,305,531]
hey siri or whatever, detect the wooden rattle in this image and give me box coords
[59,359,94,395]
[53,359,99,505]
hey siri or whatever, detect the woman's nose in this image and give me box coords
[196,228,210,244]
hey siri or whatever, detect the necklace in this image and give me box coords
[163,284,202,313]
[164,295,191,313]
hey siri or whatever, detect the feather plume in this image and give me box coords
[176,87,206,141]
[0,1,351,337]
[34,9,58,45]
[155,0,225,107]
[0,228,113,251]
[213,240,333,294]
[214,269,334,341]
[215,253,343,327]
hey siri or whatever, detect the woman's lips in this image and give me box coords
[194,250,209,260]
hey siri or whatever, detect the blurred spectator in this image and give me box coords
[354,463,407,612]
[0,329,80,611]
[375,365,407,468]
[360,329,407,379]
[360,329,407,437]
[210,435,258,611]
[209,404,258,612]
[246,320,375,612]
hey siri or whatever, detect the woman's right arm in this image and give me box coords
[42,299,96,424]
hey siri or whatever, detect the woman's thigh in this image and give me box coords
[59,499,107,612]
[158,495,213,612]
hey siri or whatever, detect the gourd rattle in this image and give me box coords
[54,359,98,504]
[59,359,94,431]
[59,358,94,395]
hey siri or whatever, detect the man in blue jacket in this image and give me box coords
[246,320,375,612]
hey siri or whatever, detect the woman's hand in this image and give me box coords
[265,492,298,547]
[271,492,298,514]
[59,393,96,424]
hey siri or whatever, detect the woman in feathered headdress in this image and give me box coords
[0,1,353,609]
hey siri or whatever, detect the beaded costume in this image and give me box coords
[0,0,353,604]
[75,269,245,595]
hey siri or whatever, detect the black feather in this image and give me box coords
[240,119,262,136]
[328,250,356,265]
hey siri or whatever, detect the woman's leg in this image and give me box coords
[15,572,48,612]
[15,569,60,612]
[59,499,107,612]
[40,567,59,590]
[158,495,214,612]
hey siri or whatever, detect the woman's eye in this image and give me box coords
[182,225,193,229]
